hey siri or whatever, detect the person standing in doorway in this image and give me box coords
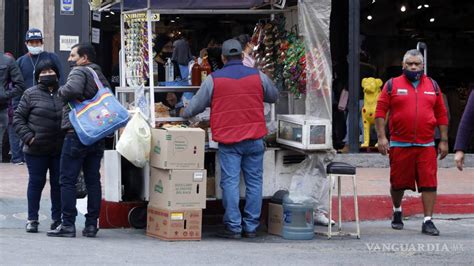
[454,90,473,171]
[47,43,108,238]
[15,28,64,165]
[375,49,448,236]
[181,39,278,239]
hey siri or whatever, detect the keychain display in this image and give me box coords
[124,13,151,86]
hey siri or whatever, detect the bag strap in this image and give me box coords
[386,78,393,95]
[428,77,440,96]
[85,66,104,90]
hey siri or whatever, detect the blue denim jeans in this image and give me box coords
[8,124,24,163]
[218,138,265,233]
[60,133,104,227]
[24,154,61,221]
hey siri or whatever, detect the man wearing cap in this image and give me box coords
[13,28,64,165]
[181,39,278,239]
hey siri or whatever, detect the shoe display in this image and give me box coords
[314,213,336,226]
[391,211,404,230]
[46,224,76,237]
[82,225,99,238]
[216,228,242,239]
[25,220,39,233]
[422,220,440,236]
[50,220,61,230]
[242,231,257,238]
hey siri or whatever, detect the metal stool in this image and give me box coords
[325,162,360,239]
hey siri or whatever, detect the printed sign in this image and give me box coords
[59,35,79,51]
[92,28,100,44]
[60,0,74,15]
[92,11,101,22]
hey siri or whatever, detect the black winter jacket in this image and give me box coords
[59,63,111,131]
[13,84,64,155]
[0,53,25,111]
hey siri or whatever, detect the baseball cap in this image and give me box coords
[222,39,242,56]
[25,28,43,41]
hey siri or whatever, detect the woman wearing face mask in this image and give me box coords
[13,60,64,233]
[153,35,181,82]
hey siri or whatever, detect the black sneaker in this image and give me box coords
[50,220,61,230]
[216,228,242,239]
[422,220,440,236]
[46,224,76,237]
[26,220,39,233]
[391,211,404,230]
[242,231,257,238]
[82,225,99,238]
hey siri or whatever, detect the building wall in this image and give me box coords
[29,0,55,51]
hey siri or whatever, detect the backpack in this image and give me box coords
[386,77,440,96]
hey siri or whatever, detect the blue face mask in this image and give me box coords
[27,45,43,55]
[403,69,423,81]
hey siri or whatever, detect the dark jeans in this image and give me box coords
[24,154,61,221]
[60,133,104,227]
[8,124,24,163]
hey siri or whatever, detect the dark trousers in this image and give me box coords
[24,154,61,221]
[60,133,104,227]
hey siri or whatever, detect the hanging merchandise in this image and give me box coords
[282,34,306,97]
[124,13,150,86]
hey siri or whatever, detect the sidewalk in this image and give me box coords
[1,162,473,222]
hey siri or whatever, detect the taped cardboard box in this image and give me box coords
[146,206,202,241]
[268,203,283,236]
[149,167,207,209]
[150,128,205,169]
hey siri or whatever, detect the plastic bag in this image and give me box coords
[116,112,151,168]
[134,85,150,120]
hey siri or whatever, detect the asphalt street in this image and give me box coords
[0,198,473,265]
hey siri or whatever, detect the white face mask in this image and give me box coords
[27,45,44,55]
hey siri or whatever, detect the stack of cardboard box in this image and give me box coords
[147,127,206,241]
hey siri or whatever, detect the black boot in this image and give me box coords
[82,225,99,238]
[50,220,61,230]
[47,224,76,237]
[26,220,39,233]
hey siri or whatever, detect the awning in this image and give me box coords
[90,0,268,11]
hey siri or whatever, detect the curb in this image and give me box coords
[332,194,474,221]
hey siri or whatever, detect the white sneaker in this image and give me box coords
[314,213,336,226]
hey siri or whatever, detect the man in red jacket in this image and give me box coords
[375,49,448,236]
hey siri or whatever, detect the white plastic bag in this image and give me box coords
[116,112,151,168]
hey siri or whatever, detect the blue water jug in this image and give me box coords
[282,194,314,240]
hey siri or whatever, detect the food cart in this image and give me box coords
[92,0,333,224]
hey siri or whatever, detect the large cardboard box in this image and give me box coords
[268,203,283,236]
[146,206,202,241]
[150,128,205,169]
[149,168,207,209]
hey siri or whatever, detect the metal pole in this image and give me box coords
[147,8,156,126]
[416,42,428,75]
[348,0,360,153]
[119,0,126,87]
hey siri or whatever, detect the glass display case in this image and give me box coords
[277,115,332,150]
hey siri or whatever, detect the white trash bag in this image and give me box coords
[116,112,151,168]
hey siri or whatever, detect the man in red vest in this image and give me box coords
[375,49,448,236]
[182,39,278,239]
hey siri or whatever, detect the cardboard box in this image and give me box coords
[150,128,205,169]
[149,168,207,209]
[268,203,283,236]
[146,206,202,241]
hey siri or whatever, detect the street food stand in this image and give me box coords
[94,0,333,212]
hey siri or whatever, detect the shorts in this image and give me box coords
[389,146,437,192]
